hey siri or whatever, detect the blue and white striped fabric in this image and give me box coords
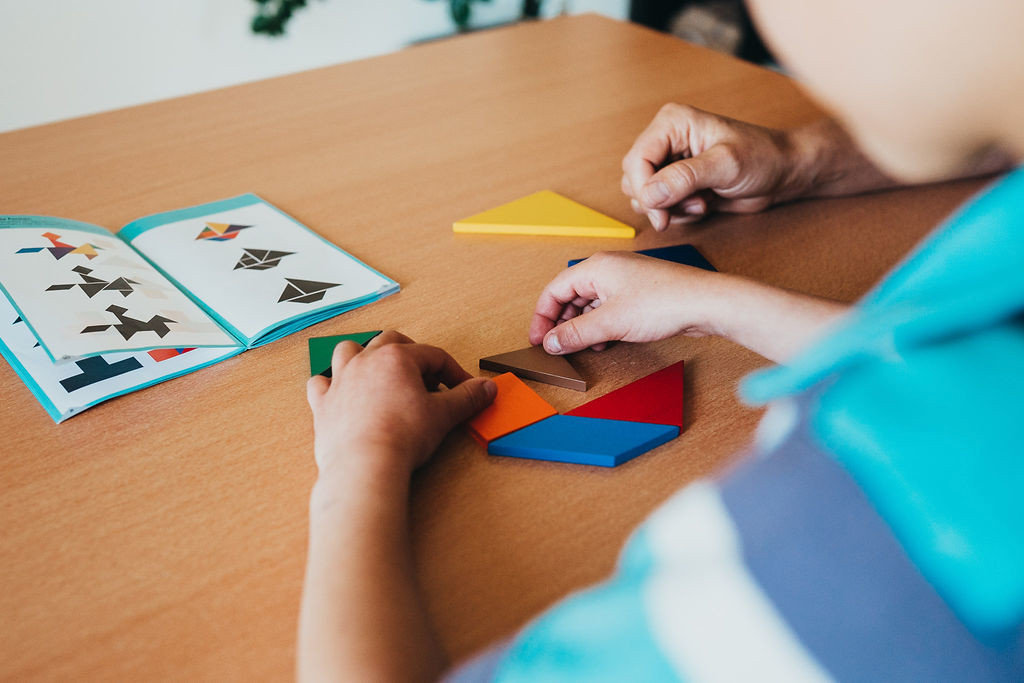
[447,166,1024,682]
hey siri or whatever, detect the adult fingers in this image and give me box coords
[622,104,695,202]
[640,144,740,210]
[432,377,497,428]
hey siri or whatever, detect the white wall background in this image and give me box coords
[0,0,628,132]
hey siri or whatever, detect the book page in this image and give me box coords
[121,195,398,344]
[0,217,240,361]
[0,294,240,423]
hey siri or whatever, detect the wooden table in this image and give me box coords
[0,14,988,680]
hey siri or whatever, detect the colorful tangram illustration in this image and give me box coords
[80,305,176,340]
[278,278,339,304]
[195,222,252,241]
[234,248,294,271]
[473,360,684,467]
[148,347,195,362]
[16,232,103,260]
[46,266,140,298]
[59,355,143,393]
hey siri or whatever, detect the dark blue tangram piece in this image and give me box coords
[568,244,716,271]
[488,414,679,467]
[59,355,143,392]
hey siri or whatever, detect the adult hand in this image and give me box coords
[306,331,496,483]
[622,103,808,230]
[528,251,727,354]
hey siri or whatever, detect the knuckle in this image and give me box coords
[376,343,405,364]
[560,319,584,348]
[717,143,742,175]
[662,161,698,191]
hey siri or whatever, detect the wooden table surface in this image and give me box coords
[0,14,987,681]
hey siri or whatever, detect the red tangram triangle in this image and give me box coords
[565,360,684,428]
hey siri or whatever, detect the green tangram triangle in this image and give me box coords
[308,331,383,377]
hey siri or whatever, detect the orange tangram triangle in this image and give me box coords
[566,360,683,428]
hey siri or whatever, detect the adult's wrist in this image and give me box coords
[778,120,838,202]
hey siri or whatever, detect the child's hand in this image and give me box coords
[306,331,496,485]
[528,252,727,354]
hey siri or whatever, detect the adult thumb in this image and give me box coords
[641,144,739,209]
[543,305,619,355]
[437,377,497,426]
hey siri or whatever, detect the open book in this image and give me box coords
[0,193,398,422]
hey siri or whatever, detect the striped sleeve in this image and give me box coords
[448,405,1024,682]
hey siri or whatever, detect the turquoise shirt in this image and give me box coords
[449,166,1024,681]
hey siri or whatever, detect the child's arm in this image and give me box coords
[529,251,848,363]
[298,332,495,683]
[620,104,1013,231]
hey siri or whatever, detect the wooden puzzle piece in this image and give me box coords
[566,360,684,428]
[453,190,635,239]
[480,345,586,392]
[308,331,383,377]
[466,372,557,445]
[488,414,679,467]
[568,244,716,271]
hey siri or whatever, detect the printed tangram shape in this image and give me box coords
[453,190,635,239]
[59,355,143,392]
[566,361,684,428]
[16,232,103,260]
[12,316,40,347]
[467,372,557,445]
[308,331,383,377]
[46,266,140,298]
[488,414,679,468]
[148,348,195,362]
[234,248,295,271]
[80,305,176,340]
[480,345,586,391]
[278,278,340,304]
[196,222,251,241]
[569,244,716,271]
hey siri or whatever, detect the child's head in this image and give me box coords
[746,0,1023,180]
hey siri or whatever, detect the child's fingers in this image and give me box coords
[330,340,363,378]
[306,375,330,407]
[432,377,497,428]
[542,303,620,355]
[386,343,474,389]
[364,330,414,348]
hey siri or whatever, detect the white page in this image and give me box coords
[124,197,397,343]
[0,219,239,360]
[0,294,239,423]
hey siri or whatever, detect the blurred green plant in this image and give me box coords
[251,0,542,35]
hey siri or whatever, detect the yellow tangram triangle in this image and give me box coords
[452,190,635,239]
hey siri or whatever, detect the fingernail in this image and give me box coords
[482,379,497,399]
[630,199,641,212]
[684,200,704,215]
[643,182,669,205]
[647,211,664,231]
[545,334,562,354]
